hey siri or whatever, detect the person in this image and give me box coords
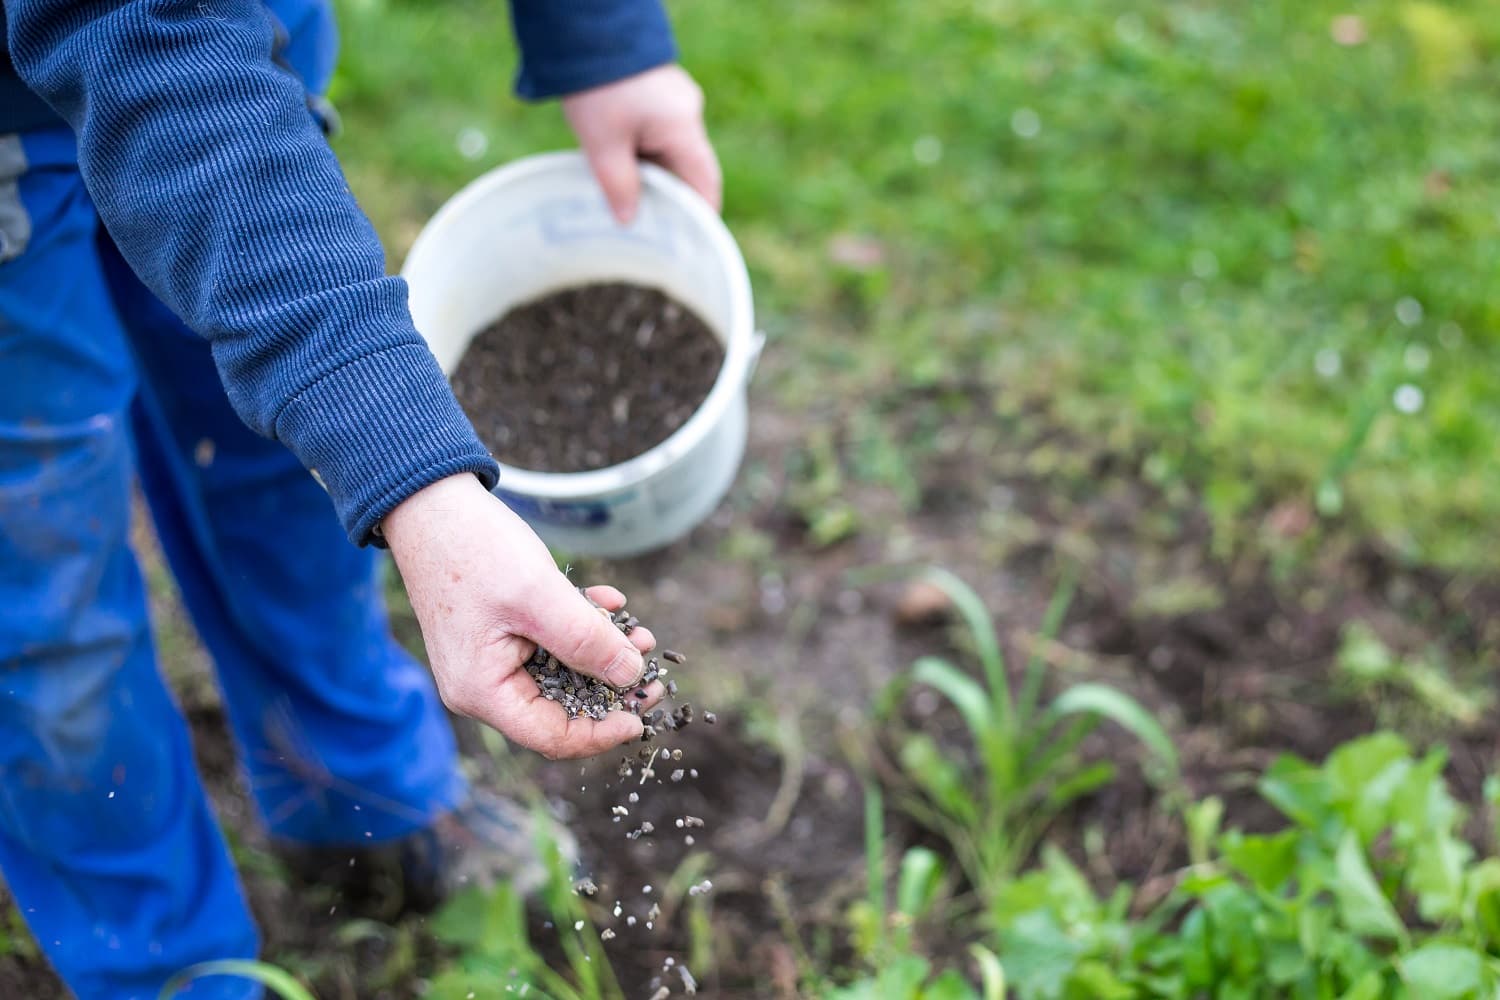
[0,0,721,996]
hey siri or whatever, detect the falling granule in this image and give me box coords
[688,879,713,897]
[613,902,623,917]
[671,769,686,782]
[689,769,699,778]
[574,878,599,896]
[612,806,629,816]
[685,835,695,846]
[664,957,676,968]
[627,915,637,927]
[671,749,683,761]
[682,816,704,828]
[650,988,670,1000]
[643,884,653,894]
[703,712,717,725]
[648,903,662,921]
[628,792,639,803]
[680,966,699,995]
[601,928,616,941]
[574,920,585,931]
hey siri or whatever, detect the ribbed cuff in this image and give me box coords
[510,0,678,101]
[274,343,500,546]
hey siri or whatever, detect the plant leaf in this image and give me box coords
[1186,796,1225,868]
[1333,832,1405,942]
[1408,832,1470,923]
[919,568,1008,706]
[159,960,317,1000]
[895,846,946,920]
[1050,683,1179,782]
[1043,760,1116,812]
[1220,829,1300,893]
[1259,754,1328,830]
[970,944,1006,1000]
[1338,970,1385,1000]
[912,656,995,746]
[898,733,978,825]
[1398,943,1484,999]
[926,970,981,1000]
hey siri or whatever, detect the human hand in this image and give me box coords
[381,473,663,759]
[562,63,722,223]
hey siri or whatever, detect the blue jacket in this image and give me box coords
[1,0,677,545]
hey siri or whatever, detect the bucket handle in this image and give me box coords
[744,330,767,387]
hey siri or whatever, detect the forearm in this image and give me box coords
[507,0,677,99]
[7,0,497,544]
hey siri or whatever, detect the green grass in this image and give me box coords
[328,0,1500,571]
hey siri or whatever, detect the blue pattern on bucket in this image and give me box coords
[496,489,614,527]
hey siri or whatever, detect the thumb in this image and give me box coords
[527,578,645,690]
[583,139,642,224]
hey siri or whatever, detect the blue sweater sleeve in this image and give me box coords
[5,0,499,546]
[508,0,678,100]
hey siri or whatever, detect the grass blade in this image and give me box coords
[159,960,316,1000]
[1051,683,1179,783]
[911,656,995,750]
[1018,568,1078,724]
[864,781,888,958]
[919,568,1010,723]
[970,944,1006,1000]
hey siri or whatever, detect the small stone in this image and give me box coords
[894,579,953,627]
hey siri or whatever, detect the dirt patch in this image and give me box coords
[532,717,865,997]
[2,375,1496,998]
[450,282,724,473]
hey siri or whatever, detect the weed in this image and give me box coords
[874,568,1179,907]
[158,960,316,1000]
[426,808,623,1000]
[986,732,1500,998]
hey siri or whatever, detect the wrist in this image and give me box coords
[379,472,490,549]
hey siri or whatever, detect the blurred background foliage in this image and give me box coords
[330,0,1500,572]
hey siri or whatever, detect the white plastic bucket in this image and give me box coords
[400,150,760,558]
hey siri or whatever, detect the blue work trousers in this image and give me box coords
[0,7,464,998]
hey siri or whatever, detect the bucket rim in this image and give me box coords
[401,149,757,501]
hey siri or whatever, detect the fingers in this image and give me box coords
[525,576,645,689]
[582,584,657,653]
[484,670,646,760]
[584,584,627,610]
[626,679,668,713]
[582,139,642,225]
[651,127,723,213]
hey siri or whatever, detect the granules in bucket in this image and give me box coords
[450,282,724,474]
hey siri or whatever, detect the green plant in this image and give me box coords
[159,960,316,1000]
[425,809,622,1000]
[986,732,1500,999]
[1335,621,1492,731]
[827,782,1006,1000]
[875,567,1180,906]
